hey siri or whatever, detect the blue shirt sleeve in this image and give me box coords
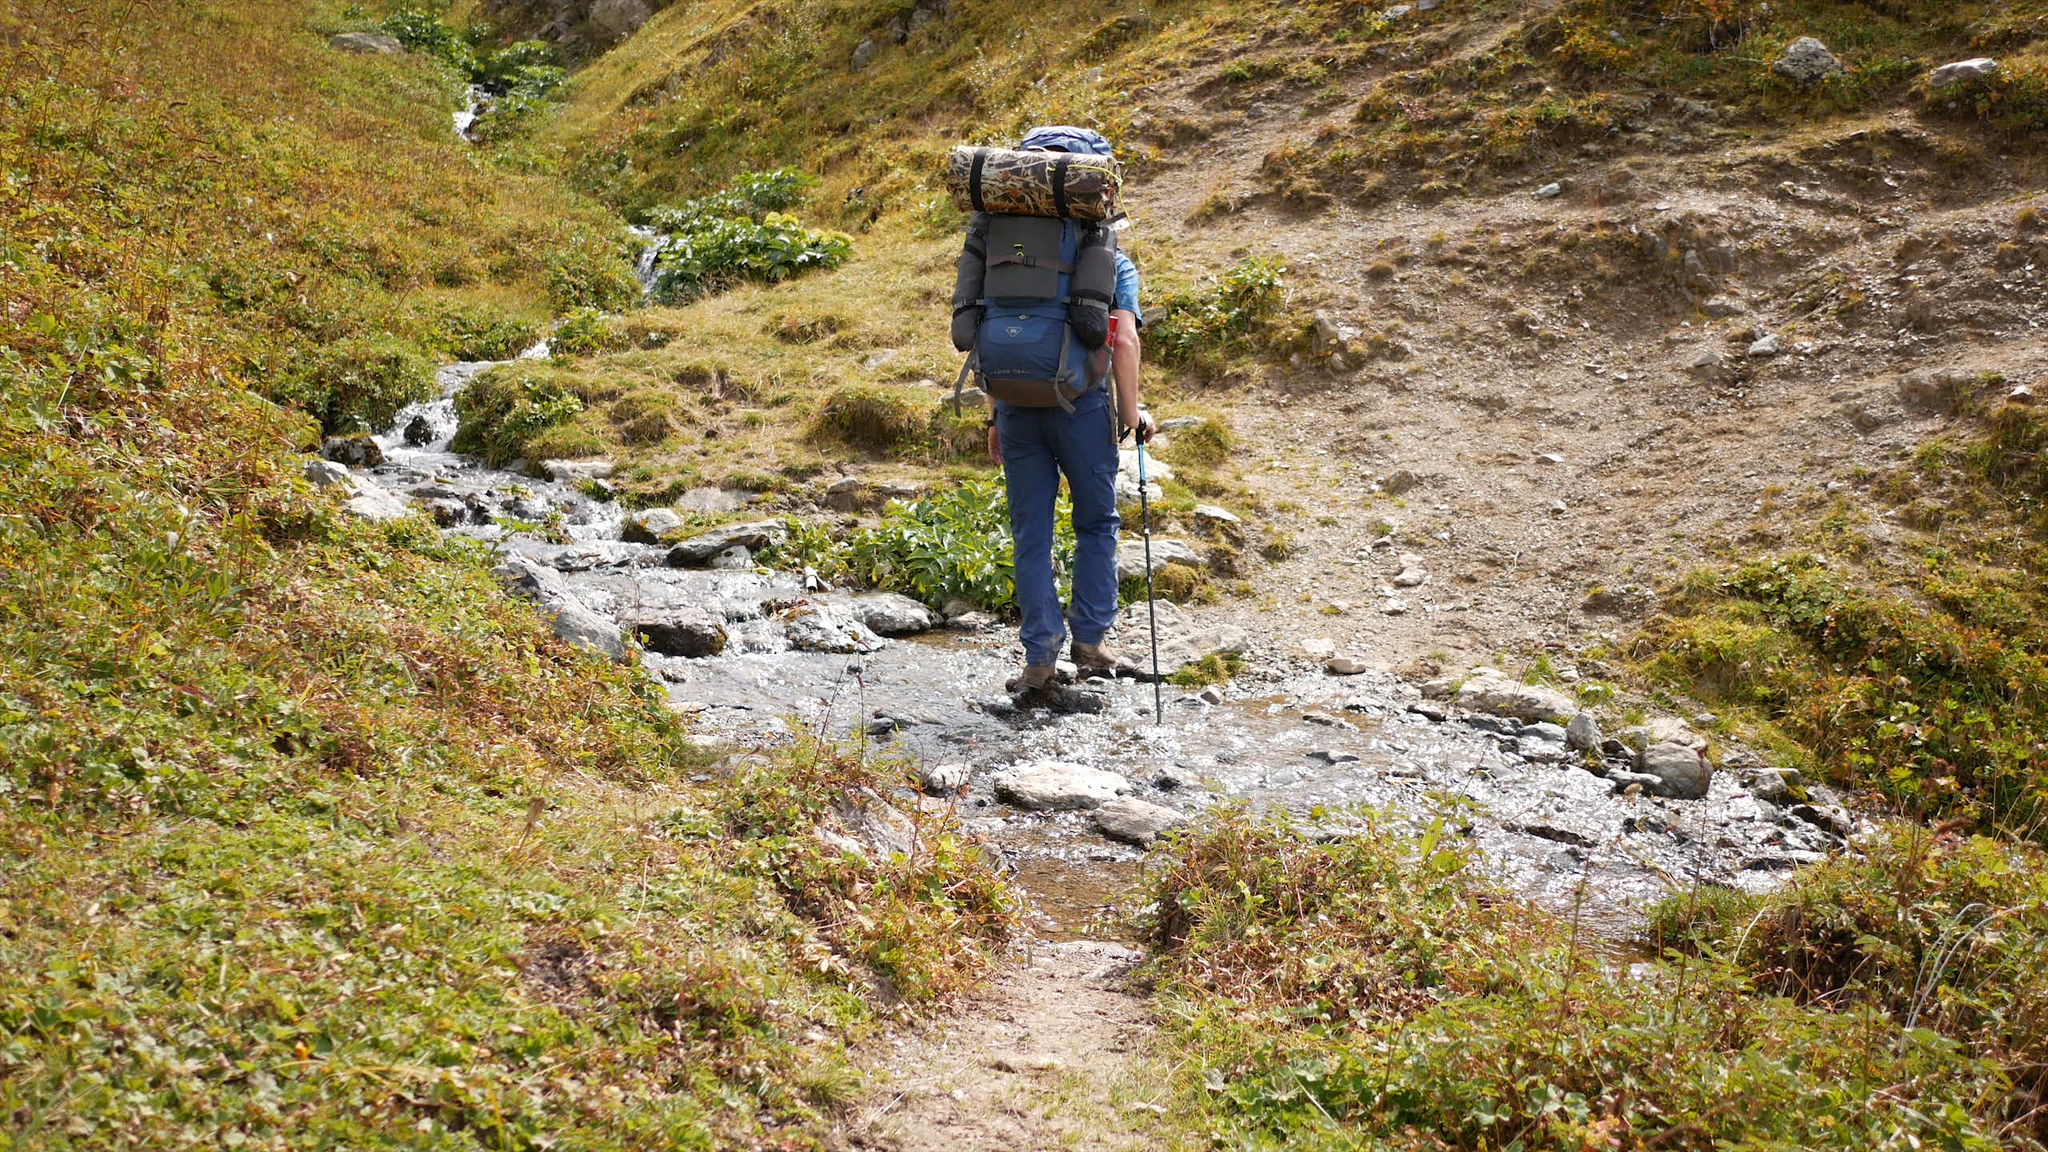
[1114,252,1142,324]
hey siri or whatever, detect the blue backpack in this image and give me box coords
[950,128,1121,412]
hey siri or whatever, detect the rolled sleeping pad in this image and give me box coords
[945,145,1123,221]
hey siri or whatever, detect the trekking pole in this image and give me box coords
[1137,438,1163,723]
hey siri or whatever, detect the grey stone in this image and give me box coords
[1566,712,1603,752]
[1792,803,1852,838]
[329,31,403,54]
[1390,552,1427,587]
[946,611,998,631]
[1092,797,1186,846]
[632,609,728,658]
[1929,58,1998,89]
[992,762,1131,810]
[948,387,989,410]
[589,0,654,40]
[1192,504,1240,525]
[1748,333,1781,357]
[623,507,685,544]
[847,592,939,636]
[1685,348,1724,372]
[341,474,412,522]
[707,544,754,570]
[676,486,745,513]
[1158,416,1205,433]
[1453,669,1575,723]
[1773,37,1842,85]
[1117,538,1204,582]
[543,459,613,483]
[321,434,383,468]
[1637,742,1711,799]
[1533,182,1564,200]
[1523,721,1568,744]
[1746,768,1798,805]
[666,519,787,566]
[492,556,626,662]
[1380,598,1409,616]
[850,36,877,71]
[815,790,915,860]
[822,477,867,512]
[784,603,885,654]
[1325,655,1369,675]
[1648,716,1705,748]
[917,761,973,794]
[1197,684,1224,705]
[304,458,351,488]
[1115,449,1172,502]
[1701,296,1748,318]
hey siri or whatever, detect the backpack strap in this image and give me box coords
[953,347,980,418]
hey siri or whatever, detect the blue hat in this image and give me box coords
[1017,125,1113,156]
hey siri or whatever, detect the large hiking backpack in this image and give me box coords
[946,129,1124,413]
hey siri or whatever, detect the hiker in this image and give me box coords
[947,125,1151,702]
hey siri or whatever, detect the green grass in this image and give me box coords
[0,1,1018,1144]
[1138,806,2023,1150]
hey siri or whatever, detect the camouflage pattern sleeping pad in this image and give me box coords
[945,145,1123,221]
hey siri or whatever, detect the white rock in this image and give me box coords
[1454,668,1576,723]
[917,761,973,794]
[992,762,1131,810]
[1116,538,1204,582]
[1533,182,1564,200]
[1748,334,1781,357]
[1325,655,1370,675]
[342,474,412,522]
[1772,37,1842,85]
[1300,637,1337,659]
[1566,712,1603,752]
[1380,598,1408,615]
[1928,58,1998,89]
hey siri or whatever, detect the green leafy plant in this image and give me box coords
[644,172,850,303]
[272,334,435,434]
[1148,256,1288,370]
[549,307,623,358]
[803,480,1076,613]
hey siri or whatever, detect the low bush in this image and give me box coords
[542,231,643,313]
[644,171,852,304]
[841,480,1073,612]
[270,334,436,435]
[451,362,586,466]
[549,306,625,358]
[414,300,542,361]
[810,385,928,453]
[1142,807,2017,1150]
[1148,256,1289,372]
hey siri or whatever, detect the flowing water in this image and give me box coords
[338,369,1841,945]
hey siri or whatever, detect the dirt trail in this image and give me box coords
[851,941,1171,1151]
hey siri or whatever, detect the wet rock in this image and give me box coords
[847,592,939,636]
[1453,668,1575,723]
[1929,58,1998,89]
[784,603,885,654]
[330,31,403,53]
[992,762,1131,810]
[1197,685,1224,705]
[1566,712,1603,752]
[321,434,383,468]
[1461,713,1518,735]
[1637,742,1711,799]
[946,610,999,631]
[342,474,413,522]
[403,414,436,446]
[707,544,754,570]
[1772,37,1842,85]
[1407,702,1447,722]
[667,519,787,566]
[632,608,728,658]
[1518,723,1570,763]
[1308,749,1361,764]
[304,458,351,488]
[1792,802,1852,838]
[1092,797,1186,846]
[623,507,684,544]
[1325,655,1369,675]
[1302,710,1351,728]
[1116,538,1204,582]
[1743,765,1802,805]
[493,556,627,661]
[917,761,973,795]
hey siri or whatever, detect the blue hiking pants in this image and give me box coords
[996,389,1121,668]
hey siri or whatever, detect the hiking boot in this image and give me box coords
[1006,664,1060,703]
[1070,641,1117,679]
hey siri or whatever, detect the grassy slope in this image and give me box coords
[0,2,1011,1146]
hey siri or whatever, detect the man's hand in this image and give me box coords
[1120,408,1155,445]
[987,422,1002,465]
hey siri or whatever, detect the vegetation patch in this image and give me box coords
[1147,256,1291,375]
[645,170,853,304]
[451,361,588,467]
[1140,807,2021,1149]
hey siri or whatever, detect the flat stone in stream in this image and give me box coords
[631,608,729,657]
[784,603,885,654]
[844,592,940,636]
[992,762,1132,810]
[1092,797,1186,847]
[493,556,627,662]
[666,520,787,567]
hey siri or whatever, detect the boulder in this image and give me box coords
[304,458,351,488]
[1116,538,1204,582]
[1929,58,1998,89]
[321,434,383,468]
[822,477,868,512]
[1092,797,1187,847]
[329,31,403,53]
[622,507,685,544]
[916,761,973,795]
[783,603,885,654]
[850,36,877,71]
[991,762,1131,811]
[1772,37,1842,85]
[1115,449,1172,502]
[1565,712,1603,752]
[1637,742,1711,799]
[848,592,940,636]
[666,519,787,566]
[1701,296,1748,318]
[1748,333,1781,357]
[1390,552,1427,587]
[588,0,654,41]
[341,474,413,522]
[1325,655,1370,676]
[631,609,728,657]
[493,556,627,662]
[1452,668,1575,723]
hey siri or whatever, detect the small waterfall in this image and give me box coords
[453,86,484,141]
[628,224,668,296]
[374,361,493,464]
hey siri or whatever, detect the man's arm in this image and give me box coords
[1111,308,1148,439]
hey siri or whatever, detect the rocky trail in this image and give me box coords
[308,355,1871,1145]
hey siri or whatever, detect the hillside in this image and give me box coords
[7,0,2048,1147]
